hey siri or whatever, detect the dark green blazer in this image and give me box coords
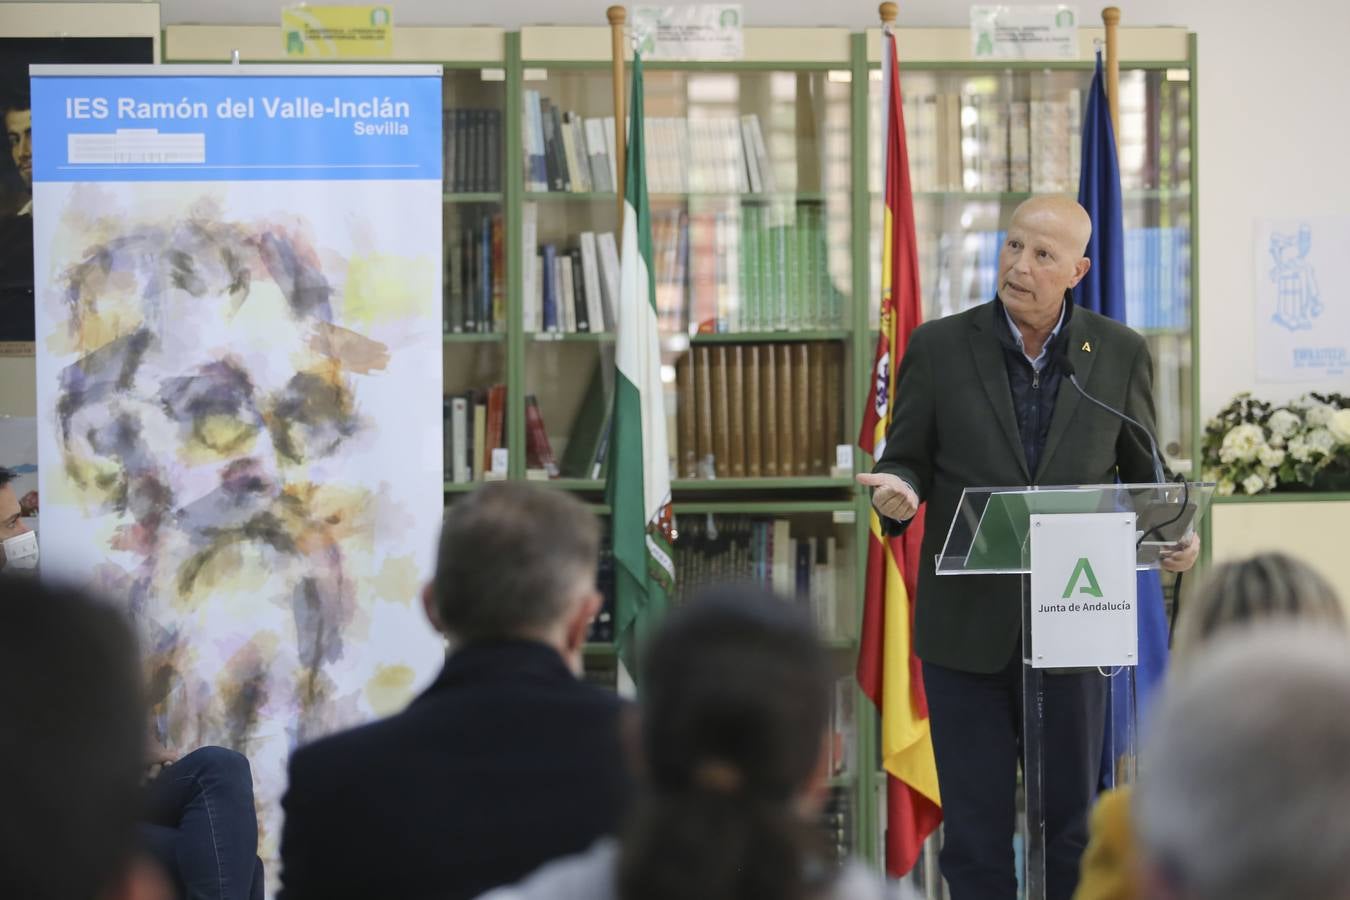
[873,298,1159,674]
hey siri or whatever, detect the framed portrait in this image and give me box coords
[0,3,159,356]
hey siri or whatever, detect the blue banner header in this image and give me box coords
[32,71,442,182]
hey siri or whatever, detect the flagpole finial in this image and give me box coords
[607,5,626,26]
[879,2,898,26]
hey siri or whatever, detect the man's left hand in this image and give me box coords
[1160,533,1200,573]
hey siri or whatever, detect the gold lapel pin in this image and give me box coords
[1081,340,1092,352]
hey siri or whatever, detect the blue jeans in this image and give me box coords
[141,746,265,900]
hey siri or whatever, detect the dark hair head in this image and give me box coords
[433,482,600,642]
[618,585,833,900]
[1173,552,1344,664]
[1,83,30,117]
[0,577,145,899]
[0,466,14,489]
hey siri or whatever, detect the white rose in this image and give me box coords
[1242,473,1266,495]
[1217,479,1236,496]
[1307,404,1334,427]
[1330,409,1350,445]
[1219,423,1266,464]
[1289,437,1312,463]
[1293,394,1319,410]
[1308,428,1336,455]
[1267,408,1301,439]
[1258,445,1287,468]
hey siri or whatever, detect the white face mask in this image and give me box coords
[1,530,38,570]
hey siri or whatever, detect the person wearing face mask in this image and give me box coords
[0,465,38,571]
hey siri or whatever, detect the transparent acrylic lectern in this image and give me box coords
[936,481,1215,900]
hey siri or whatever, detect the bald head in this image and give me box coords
[998,196,1094,332]
[1011,196,1093,256]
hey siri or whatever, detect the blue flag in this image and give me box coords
[1073,51,1170,788]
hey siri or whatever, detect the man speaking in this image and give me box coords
[858,196,1198,900]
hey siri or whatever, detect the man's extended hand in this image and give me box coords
[856,472,919,522]
[1160,533,1200,573]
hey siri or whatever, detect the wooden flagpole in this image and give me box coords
[1103,6,1121,138]
[608,5,627,231]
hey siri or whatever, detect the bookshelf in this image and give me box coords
[162,21,1200,880]
[864,28,1199,476]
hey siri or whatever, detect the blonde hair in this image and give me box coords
[1172,552,1343,662]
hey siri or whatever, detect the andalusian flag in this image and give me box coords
[856,30,942,876]
[607,51,675,673]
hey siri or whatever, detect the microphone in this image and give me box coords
[1059,355,1166,484]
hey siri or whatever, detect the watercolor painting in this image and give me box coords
[33,178,445,877]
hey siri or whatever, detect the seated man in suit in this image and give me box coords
[279,481,630,900]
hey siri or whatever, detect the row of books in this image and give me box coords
[821,785,855,865]
[674,341,845,479]
[521,205,622,333]
[443,384,508,483]
[444,214,506,333]
[889,92,1083,193]
[639,114,777,194]
[521,94,779,196]
[671,515,842,640]
[1121,74,1192,193]
[1123,226,1191,330]
[522,91,619,193]
[443,107,503,193]
[651,202,845,334]
[527,362,614,482]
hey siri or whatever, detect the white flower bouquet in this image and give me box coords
[1201,392,1350,495]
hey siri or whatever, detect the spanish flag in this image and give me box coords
[856,27,942,877]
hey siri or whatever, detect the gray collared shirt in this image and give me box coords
[1002,301,1066,372]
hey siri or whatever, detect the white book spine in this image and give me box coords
[451,397,470,484]
[531,254,544,334]
[521,201,538,330]
[729,118,748,193]
[740,115,762,193]
[603,116,618,193]
[559,255,577,332]
[597,231,621,331]
[749,114,774,192]
[527,90,548,192]
[584,117,610,192]
[579,232,605,334]
[570,114,592,192]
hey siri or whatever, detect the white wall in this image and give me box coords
[14,0,1350,422]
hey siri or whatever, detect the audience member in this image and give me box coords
[141,746,265,900]
[479,585,913,900]
[0,465,37,570]
[0,575,171,900]
[1134,626,1350,900]
[279,482,629,900]
[1073,552,1344,900]
[4,464,265,899]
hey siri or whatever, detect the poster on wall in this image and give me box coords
[30,64,445,876]
[1254,217,1350,383]
[632,5,744,60]
[0,37,153,352]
